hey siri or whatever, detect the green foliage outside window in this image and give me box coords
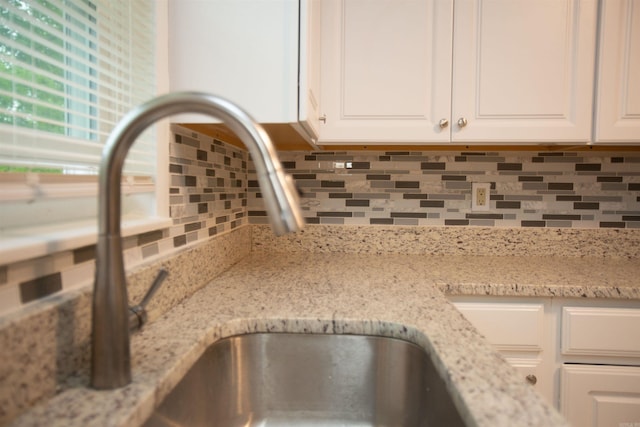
[1,0,154,177]
[0,0,67,135]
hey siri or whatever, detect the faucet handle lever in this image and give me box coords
[140,268,169,308]
[129,268,169,330]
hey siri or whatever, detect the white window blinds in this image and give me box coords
[0,0,157,175]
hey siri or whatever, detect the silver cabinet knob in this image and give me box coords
[319,114,327,123]
[457,117,468,128]
[438,118,449,129]
[526,374,537,385]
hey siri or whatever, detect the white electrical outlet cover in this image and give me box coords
[471,182,491,212]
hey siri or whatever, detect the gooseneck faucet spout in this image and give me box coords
[91,92,304,389]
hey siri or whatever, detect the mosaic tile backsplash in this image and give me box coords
[0,125,248,316]
[248,150,640,229]
[2,124,640,316]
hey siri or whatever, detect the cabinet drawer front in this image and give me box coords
[562,307,640,357]
[453,303,544,351]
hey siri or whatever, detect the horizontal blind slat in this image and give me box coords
[0,126,157,175]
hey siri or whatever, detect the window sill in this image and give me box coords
[0,216,173,266]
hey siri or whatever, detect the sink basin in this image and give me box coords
[143,333,467,427]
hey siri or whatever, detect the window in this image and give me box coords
[0,0,165,263]
[0,0,156,174]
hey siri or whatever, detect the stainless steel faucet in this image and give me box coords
[91,92,305,389]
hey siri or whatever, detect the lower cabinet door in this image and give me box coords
[561,364,640,427]
[504,357,546,398]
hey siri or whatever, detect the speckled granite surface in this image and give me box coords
[4,225,640,427]
[11,253,574,427]
[252,224,640,258]
[0,227,250,426]
[432,256,640,299]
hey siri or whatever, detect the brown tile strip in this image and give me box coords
[173,235,187,248]
[498,163,523,171]
[445,219,470,226]
[138,230,164,246]
[73,245,96,264]
[576,163,601,171]
[19,273,62,303]
[522,221,546,227]
[600,222,626,228]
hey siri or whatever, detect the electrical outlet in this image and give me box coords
[472,182,491,212]
[477,187,487,206]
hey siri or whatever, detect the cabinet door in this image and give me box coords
[452,299,555,404]
[562,306,640,359]
[594,0,640,143]
[453,302,545,353]
[168,0,299,124]
[318,0,453,144]
[561,365,640,427]
[298,0,322,141]
[452,0,598,143]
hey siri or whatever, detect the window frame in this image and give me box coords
[0,0,170,266]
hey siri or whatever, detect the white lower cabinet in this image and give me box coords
[450,297,556,404]
[561,364,640,427]
[560,304,640,427]
[450,296,640,426]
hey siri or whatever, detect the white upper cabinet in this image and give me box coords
[298,0,323,141]
[452,0,598,143]
[594,0,640,143]
[168,0,321,143]
[319,0,598,145]
[319,0,454,144]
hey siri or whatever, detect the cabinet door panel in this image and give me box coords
[319,0,453,143]
[561,365,640,427]
[453,302,545,352]
[595,0,640,143]
[452,0,597,142]
[562,306,640,358]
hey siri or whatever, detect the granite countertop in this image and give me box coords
[11,252,640,427]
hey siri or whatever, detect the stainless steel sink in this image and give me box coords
[143,333,467,427]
